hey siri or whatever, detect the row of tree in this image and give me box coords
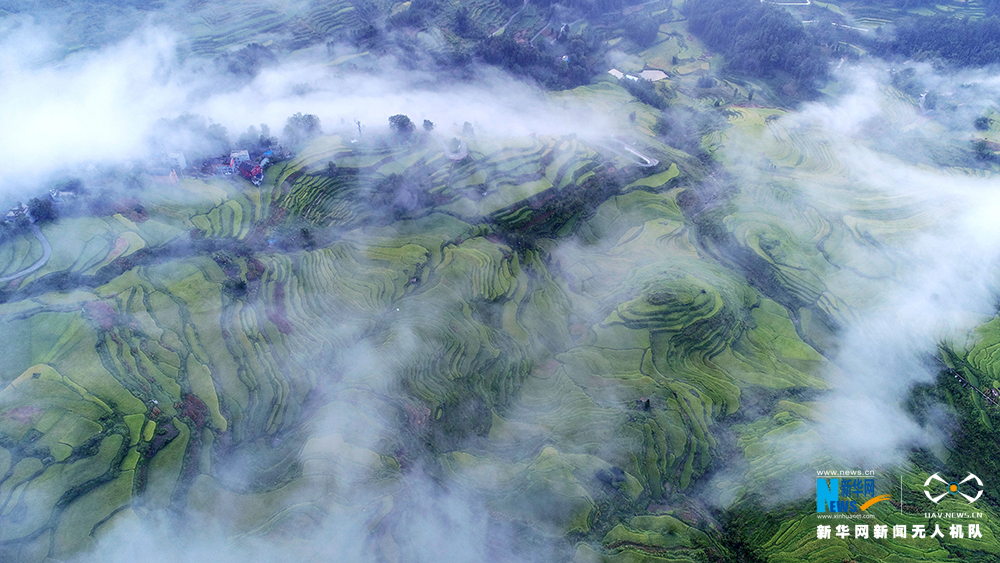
[683,0,827,97]
[388,115,435,136]
[872,16,1000,67]
[217,43,278,80]
[149,111,323,165]
[619,77,668,109]
[473,32,594,89]
[329,0,600,90]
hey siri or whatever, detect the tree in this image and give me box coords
[150,114,229,161]
[283,113,321,147]
[237,125,261,149]
[423,119,435,132]
[389,114,416,136]
[258,124,278,149]
[455,6,473,36]
[873,16,1000,67]
[619,77,667,109]
[57,178,87,195]
[350,24,383,49]
[624,16,660,48]
[684,0,827,97]
[221,43,278,78]
[28,197,56,224]
[923,90,938,110]
[654,116,670,137]
[974,139,995,161]
[206,123,230,154]
[238,124,278,151]
[388,6,425,28]
[975,116,992,131]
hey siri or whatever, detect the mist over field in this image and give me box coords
[4,0,1000,562]
[0,23,616,193]
[734,64,1000,470]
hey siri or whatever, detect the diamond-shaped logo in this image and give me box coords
[923,473,983,504]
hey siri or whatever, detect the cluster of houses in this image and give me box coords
[3,202,28,226]
[3,143,290,233]
[146,148,283,188]
[4,179,87,228]
[228,150,265,186]
[49,188,78,204]
[4,146,285,231]
[145,139,296,188]
[195,148,286,187]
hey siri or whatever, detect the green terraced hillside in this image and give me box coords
[5,0,1000,561]
[5,70,1000,560]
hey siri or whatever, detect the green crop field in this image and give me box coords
[2,110,999,560]
[4,0,1000,559]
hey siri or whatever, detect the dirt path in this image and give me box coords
[620,144,659,167]
[530,21,549,43]
[0,224,52,283]
[492,0,529,36]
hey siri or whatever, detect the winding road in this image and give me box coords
[605,137,660,167]
[492,0,529,36]
[0,224,52,283]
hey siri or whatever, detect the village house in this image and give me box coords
[236,160,264,185]
[5,202,27,222]
[49,189,77,203]
[230,150,250,172]
[198,155,232,176]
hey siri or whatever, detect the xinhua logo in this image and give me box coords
[817,478,892,513]
[924,473,983,504]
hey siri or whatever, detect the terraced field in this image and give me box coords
[0,113,706,559]
[266,126,685,236]
[6,0,1000,552]
[635,18,713,82]
[710,99,946,338]
[178,0,383,56]
[836,0,987,27]
[4,66,1000,559]
[644,76,1000,563]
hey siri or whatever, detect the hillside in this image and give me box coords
[3,0,1000,561]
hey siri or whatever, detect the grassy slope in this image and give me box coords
[4,2,1000,561]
